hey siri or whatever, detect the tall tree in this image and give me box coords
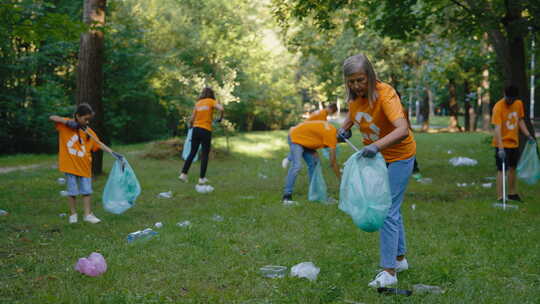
[76,0,107,174]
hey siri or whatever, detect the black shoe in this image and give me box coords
[508,194,523,202]
[282,194,293,202]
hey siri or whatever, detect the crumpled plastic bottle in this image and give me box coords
[127,228,158,243]
[412,284,444,294]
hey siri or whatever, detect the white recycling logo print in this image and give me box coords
[67,135,86,157]
[354,112,380,141]
[505,112,518,130]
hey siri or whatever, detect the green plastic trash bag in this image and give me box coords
[308,162,328,202]
[517,141,540,184]
[103,159,141,214]
[182,128,199,161]
[322,146,340,160]
[339,152,392,232]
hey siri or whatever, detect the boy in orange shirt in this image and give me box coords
[491,85,535,202]
[306,103,338,121]
[282,121,345,203]
[50,103,118,224]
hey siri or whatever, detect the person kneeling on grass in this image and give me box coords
[50,103,121,224]
[281,120,347,203]
[491,85,535,202]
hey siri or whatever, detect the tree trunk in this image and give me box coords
[76,0,107,175]
[448,78,461,132]
[421,87,431,131]
[481,67,491,131]
[464,81,471,131]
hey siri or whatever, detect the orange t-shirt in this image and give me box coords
[491,99,525,148]
[306,109,328,121]
[290,121,337,150]
[193,98,219,131]
[55,119,100,178]
[348,81,416,163]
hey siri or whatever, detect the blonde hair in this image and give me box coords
[343,54,378,104]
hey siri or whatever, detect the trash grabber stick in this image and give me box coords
[338,133,361,153]
[502,158,507,210]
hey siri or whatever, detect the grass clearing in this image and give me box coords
[1,131,539,303]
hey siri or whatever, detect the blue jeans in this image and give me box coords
[283,136,318,196]
[65,173,93,196]
[380,156,415,268]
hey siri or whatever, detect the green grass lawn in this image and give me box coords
[1,131,539,303]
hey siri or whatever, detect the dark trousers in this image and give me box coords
[182,127,212,178]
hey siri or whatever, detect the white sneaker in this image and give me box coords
[198,177,208,184]
[396,258,408,273]
[69,213,78,224]
[281,158,289,169]
[83,213,101,224]
[179,173,188,182]
[368,271,397,288]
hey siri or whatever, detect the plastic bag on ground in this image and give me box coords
[308,162,328,202]
[74,252,107,277]
[102,159,141,214]
[449,157,477,166]
[517,141,540,184]
[182,128,199,161]
[290,262,320,281]
[339,152,392,232]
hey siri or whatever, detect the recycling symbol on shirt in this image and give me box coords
[67,134,86,157]
[354,112,380,141]
[505,112,518,130]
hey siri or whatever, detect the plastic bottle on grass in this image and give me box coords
[127,228,158,243]
[412,284,444,294]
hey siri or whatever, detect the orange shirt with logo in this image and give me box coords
[306,109,329,121]
[55,119,101,178]
[290,121,337,150]
[491,99,525,148]
[193,98,219,131]
[348,81,416,163]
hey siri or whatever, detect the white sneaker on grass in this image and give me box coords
[198,177,208,184]
[179,173,188,182]
[69,213,78,224]
[368,271,397,288]
[396,258,408,273]
[281,158,289,169]
[83,213,101,224]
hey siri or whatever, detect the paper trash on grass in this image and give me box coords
[449,157,478,166]
[176,220,192,227]
[154,222,163,228]
[157,191,172,199]
[290,262,320,281]
[195,184,214,193]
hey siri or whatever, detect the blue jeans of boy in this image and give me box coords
[380,156,415,269]
[283,136,318,196]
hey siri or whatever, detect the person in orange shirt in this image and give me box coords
[339,54,416,288]
[281,120,345,203]
[306,103,338,121]
[49,103,119,224]
[491,85,535,202]
[179,87,224,184]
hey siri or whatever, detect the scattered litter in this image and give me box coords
[260,265,287,278]
[492,203,519,210]
[57,178,66,184]
[258,173,268,179]
[127,228,158,243]
[412,173,422,180]
[482,183,493,188]
[74,252,107,277]
[456,183,467,187]
[154,222,163,228]
[176,220,192,227]
[59,213,67,217]
[447,150,453,154]
[377,287,412,296]
[60,190,69,197]
[417,177,432,184]
[283,200,299,206]
[325,197,338,204]
[212,214,224,222]
[411,204,416,211]
[157,191,172,199]
[0,209,8,216]
[290,262,320,281]
[195,184,214,193]
[240,195,255,199]
[484,176,496,180]
[449,157,478,166]
[412,284,444,294]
